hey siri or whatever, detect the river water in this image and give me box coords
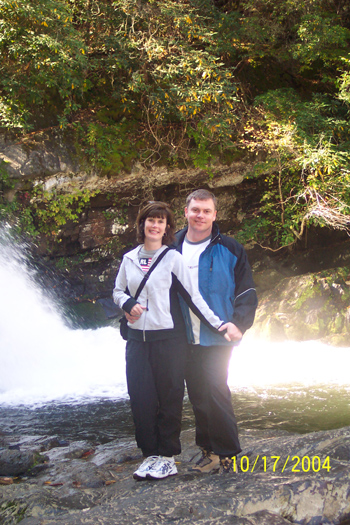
[1,226,350,443]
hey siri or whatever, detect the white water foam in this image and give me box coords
[0,227,127,406]
[228,338,350,389]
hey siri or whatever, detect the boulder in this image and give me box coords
[250,267,350,346]
[0,450,38,477]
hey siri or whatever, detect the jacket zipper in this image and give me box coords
[143,297,148,342]
[129,256,148,340]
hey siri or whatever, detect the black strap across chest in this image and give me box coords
[134,247,170,300]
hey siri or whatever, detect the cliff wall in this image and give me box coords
[1,131,350,346]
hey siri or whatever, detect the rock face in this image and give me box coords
[0,450,38,477]
[250,266,350,347]
[1,427,350,524]
[2,131,350,345]
[0,130,258,257]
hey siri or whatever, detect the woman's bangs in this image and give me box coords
[147,208,167,219]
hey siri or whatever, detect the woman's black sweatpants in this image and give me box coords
[126,336,186,458]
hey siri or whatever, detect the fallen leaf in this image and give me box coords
[0,477,13,485]
[81,449,95,459]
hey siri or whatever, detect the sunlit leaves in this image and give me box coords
[293,14,350,69]
[241,87,350,247]
[110,0,240,163]
[238,0,350,82]
[338,57,350,106]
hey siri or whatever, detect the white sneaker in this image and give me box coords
[146,456,178,480]
[133,456,159,480]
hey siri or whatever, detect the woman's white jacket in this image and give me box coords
[113,245,224,341]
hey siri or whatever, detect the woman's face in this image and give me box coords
[143,216,167,244]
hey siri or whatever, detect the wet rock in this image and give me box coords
[1,427,350,524]
[0,450,37,477]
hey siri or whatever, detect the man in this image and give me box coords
[174,189,257,474]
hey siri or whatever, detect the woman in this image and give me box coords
[113,202,231,481]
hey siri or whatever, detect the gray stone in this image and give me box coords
[249,268,350,346]
[1,427,350,524]
[0,449,37,476]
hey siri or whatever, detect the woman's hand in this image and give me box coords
[129,303,147,318]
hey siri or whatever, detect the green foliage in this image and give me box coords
[73,117,139,174]
[0,183,98,241]
[238,0,350,77]
[54,252,87,270]
[338,56,350,106]
[109,0,240,164]
[30,186,98,236]
[1,0,240,165]
[2,0,350,247]
[0,160,15,191]
[237,88,350,247]
[0,185,39,237]
[0,0,88,129]
[293,13,350,69]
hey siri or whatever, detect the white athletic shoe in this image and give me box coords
[146,456,178,480]
[133,456,159,480]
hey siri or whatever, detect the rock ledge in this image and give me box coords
[1,427,350,524]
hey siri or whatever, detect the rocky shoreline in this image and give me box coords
[1,426,350,524]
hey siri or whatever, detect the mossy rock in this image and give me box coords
[251,267,350,346]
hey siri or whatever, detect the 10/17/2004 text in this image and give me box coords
[232,455,331,473]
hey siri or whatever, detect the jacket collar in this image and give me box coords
[125,244,168,262]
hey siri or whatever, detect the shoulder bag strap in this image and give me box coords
[134,247,170,301]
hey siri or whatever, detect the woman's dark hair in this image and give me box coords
[136,201,176,245]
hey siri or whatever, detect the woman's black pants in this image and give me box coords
[126,336,186,457]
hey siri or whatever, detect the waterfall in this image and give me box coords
[0,226,127,406]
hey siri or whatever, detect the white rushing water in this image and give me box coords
[229,338,350,388]
[1,226,349,407]
[0,227,127,406]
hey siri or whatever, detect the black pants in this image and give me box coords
[185,344,242,457]
[126,337,186,457]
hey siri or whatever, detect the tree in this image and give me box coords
[236,88,350,248]
[0,0,88,129]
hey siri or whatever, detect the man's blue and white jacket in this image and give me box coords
[174,223,258,347]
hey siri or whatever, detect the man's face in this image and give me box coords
[185,198,217,237]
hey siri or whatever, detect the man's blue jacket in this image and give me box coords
[174,223,258,347]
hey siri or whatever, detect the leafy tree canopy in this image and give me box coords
[1,0,350,248]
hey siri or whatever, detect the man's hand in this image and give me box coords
[126,304,146,324]
[218,322,243,343]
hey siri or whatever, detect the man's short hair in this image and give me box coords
[186,189,217,209]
